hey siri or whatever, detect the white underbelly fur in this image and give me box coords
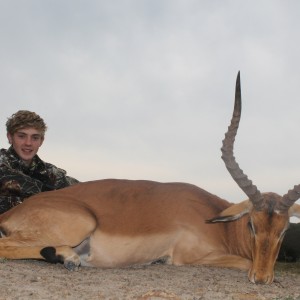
[83,230,180,268]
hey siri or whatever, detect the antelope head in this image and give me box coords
[211,72,300,284]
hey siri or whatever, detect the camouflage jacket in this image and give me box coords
[0,146,79,214]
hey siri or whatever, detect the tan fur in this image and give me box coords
[0,179,297,285]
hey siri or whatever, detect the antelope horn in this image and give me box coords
[221,72,263,209]
[280,184,300,210]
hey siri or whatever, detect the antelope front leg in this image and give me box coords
[196,252,252,271]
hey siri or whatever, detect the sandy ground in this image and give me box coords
[0,260,299,300]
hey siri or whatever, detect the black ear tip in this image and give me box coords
[205,218,215,224]
[206,215,237,224]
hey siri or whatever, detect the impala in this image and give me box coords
[0,73,299,284]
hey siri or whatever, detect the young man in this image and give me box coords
[0,110,79,214]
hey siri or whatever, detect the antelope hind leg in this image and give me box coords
[0,237,81,271]
[40,237,93,270]
[40,245,81,271]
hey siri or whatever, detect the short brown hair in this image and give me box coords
[6,110,47,136]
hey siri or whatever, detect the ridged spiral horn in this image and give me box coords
[279,184,300,210]
[221,72,263,209]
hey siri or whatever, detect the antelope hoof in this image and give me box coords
[64,259,80,271]
[63,252,81,271]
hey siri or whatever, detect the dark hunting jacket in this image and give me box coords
[0,146,79,214]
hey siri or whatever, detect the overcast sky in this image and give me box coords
[1,0,300,210]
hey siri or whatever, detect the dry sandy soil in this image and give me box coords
[0,259,299,300]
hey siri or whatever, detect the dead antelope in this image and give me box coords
[0,73,299,284]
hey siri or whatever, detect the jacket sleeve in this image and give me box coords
[0,195,22,214]
[0,165,46,213]
[44,164,79,190]
[0,165,45,198]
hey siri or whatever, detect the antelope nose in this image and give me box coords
[253,273,273,285]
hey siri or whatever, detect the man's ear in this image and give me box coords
[40,135,45,146]
[206,200,252,223]
[7,132,12,144]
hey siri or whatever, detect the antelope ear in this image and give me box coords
[288,203,300,219]
[206,200,252,223]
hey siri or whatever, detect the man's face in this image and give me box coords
[7,127,44,166]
